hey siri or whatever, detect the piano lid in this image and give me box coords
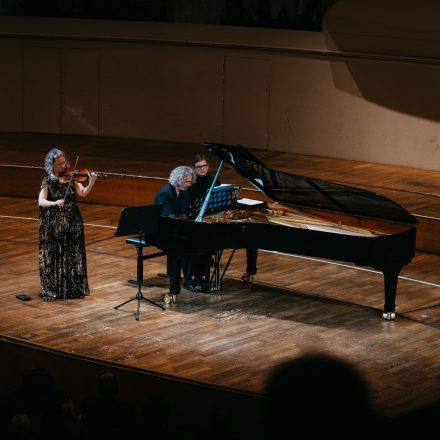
[202,142,418,225]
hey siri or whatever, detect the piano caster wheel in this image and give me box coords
[241,273,254,284]
[382,311,396,320]
[164,293,177,304]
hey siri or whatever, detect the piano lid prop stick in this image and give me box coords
[195,160,224,223]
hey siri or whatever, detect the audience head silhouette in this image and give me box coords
[98,372,119,399]
[264,353,373,438]
[21,367,55,398]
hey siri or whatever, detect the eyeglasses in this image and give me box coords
[195,164,208,170]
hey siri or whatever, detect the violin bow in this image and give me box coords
[62,155,79,203]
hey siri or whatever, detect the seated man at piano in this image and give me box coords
[154,165,207,292]
[154,165,194,218]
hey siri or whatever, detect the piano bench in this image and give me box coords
[126,237,164,255]
[125,236,166,287]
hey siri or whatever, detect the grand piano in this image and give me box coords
[148,142,417,320]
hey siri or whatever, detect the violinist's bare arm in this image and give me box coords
[74,173,97,198]
[38,184,64,208]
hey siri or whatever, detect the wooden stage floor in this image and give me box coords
[1,133,439,419]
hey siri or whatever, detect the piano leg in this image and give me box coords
[382,267,401,320]
[164,255,181,304]
[242,248,258,283]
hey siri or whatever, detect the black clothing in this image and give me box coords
[188,174,220,207]
[153,183,193,282]
[39,176,89,300]
[153,181,214,288]
[187,174,220,287]
[154,183,191,218]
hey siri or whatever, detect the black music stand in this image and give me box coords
[114,204,164,319]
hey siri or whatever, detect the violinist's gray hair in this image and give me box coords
[44,148,69,175]
[169,166,195,187]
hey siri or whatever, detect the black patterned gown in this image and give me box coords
[39,176,90,300]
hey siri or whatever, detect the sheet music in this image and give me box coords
[238,198,264,206]
[305,224,376,237]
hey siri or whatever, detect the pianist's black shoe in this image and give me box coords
[193,277,211,293]
[200,281,211,293]
[184,280,202,292]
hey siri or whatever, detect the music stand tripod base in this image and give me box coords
[114,287,165,319]
[114,204,166,319]
[128,279,152,288]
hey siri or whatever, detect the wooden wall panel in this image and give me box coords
[0,165,265,210]
[269,54,440,169]
[2,164,437,254]
[61,49,99,135]
[23,46,60,133]
[0,42,22,131]
[0,166,165,207]
[0,17,439,170]
[223,56,270,149]
[99,44,224,143]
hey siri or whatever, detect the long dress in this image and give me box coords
[39,176,90,300]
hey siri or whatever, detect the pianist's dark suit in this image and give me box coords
[154,183,190,218]
[154,183,206,290]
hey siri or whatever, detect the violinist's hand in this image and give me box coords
[55,199,65,208]
[89,172,98,185]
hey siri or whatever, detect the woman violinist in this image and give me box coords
[38,148,97,301]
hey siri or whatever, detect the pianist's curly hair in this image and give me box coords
[169,166,195,188]
[44,148,69,176]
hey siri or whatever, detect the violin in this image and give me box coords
[59,167,107,183]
